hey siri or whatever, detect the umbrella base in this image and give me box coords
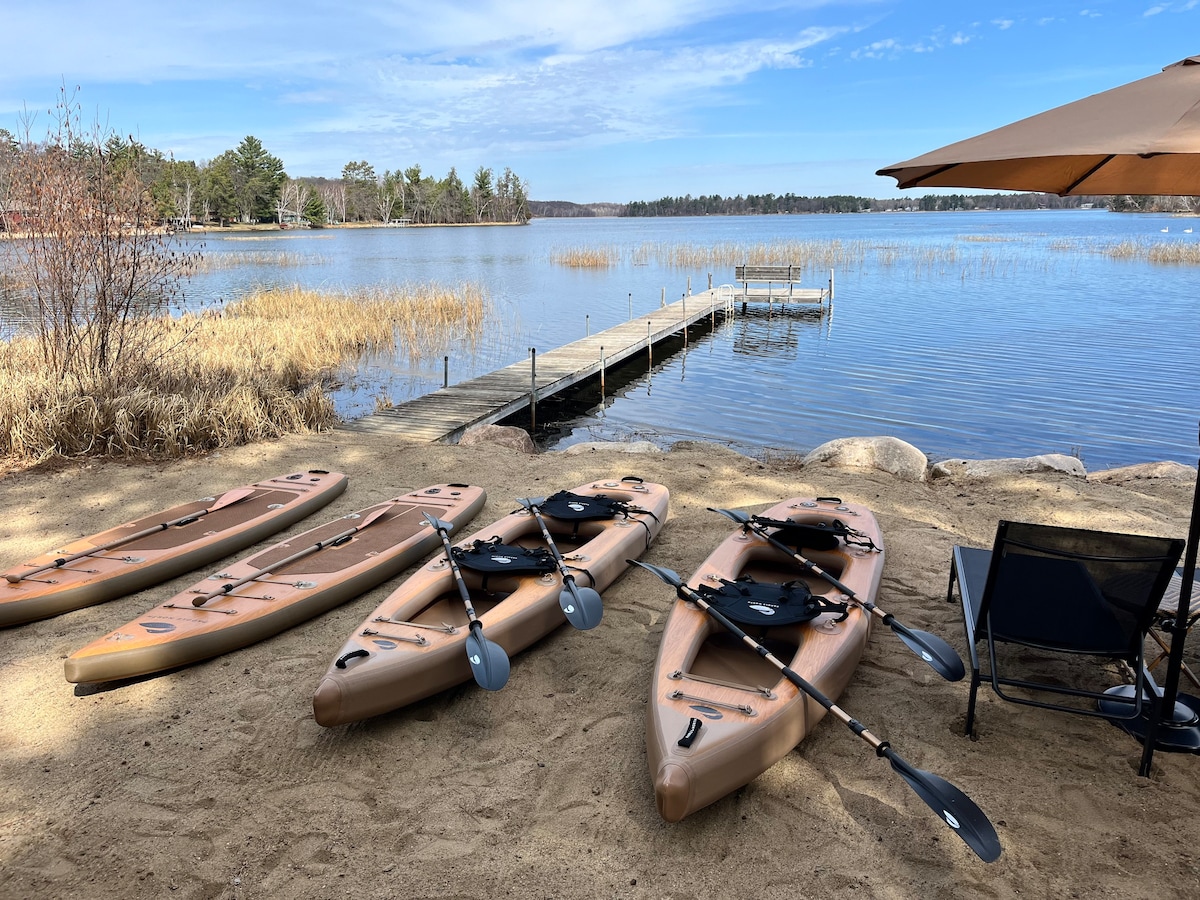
[1099,684,1200,752]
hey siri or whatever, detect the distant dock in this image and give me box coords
[349,274,832,442]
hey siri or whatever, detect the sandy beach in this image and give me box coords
[1,431,1197,899]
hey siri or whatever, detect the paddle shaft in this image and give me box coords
[429,519,483,627]
[7,488,256,583]
[191,504,390,606]
[522,502,580,586]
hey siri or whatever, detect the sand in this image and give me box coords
[1,431,1197,899]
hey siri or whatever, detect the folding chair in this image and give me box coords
[946,520,1184,736]
[1147,568,1199,689]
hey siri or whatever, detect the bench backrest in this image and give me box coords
[735,264,802,283]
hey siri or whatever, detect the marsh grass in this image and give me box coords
[1052,237,1200,264]
[549,246,621,268]
[0,282,489,462]
[194,251,327,270]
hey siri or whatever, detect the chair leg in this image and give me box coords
[965,669,981,737]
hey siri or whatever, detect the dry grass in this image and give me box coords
[549,245,622,268]
[0,282,489,463]
[1051,237,1200,264]
[194,251,327,270]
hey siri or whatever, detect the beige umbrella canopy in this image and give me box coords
[876,55,1200,196]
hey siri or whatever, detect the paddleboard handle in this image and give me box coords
[335,649,370,669]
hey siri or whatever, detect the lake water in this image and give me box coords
[14,210,1200,470]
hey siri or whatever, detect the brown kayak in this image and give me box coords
[646,496,885,822]
[65,484,486,684]
[0,470,348,628]
[313,477,669,726]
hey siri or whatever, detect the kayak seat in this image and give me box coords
[946,520,1183,738]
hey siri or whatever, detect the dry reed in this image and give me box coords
[549,246,622,268]
[0,282,489,462]
[193,251,326,271]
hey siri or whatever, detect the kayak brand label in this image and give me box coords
[688,704,723,720]
[139,621,176,634]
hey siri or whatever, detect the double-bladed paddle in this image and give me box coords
[708,507,966,682]
[7,487,257,584]
[628,559,1001,863]
[517,497,604,630]
[423,512,510,691]
[191,502,394,607]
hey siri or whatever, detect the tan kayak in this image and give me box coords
[646,496,885,822]
[1,470,348,628]
[65,484,486,683]
[313,477,669,726]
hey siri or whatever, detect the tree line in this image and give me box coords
[533,192,1198,217]
[0,121,531,230]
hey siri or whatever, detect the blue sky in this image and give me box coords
[2,1,1197,202]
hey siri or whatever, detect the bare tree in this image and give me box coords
[0,86,200,379]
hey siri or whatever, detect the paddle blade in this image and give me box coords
[891,623,966,682]
[422,512,452,533]
[883,747,1002,863]
[465,625,510,691]
[708,507,751,525]
[516,497,547,509]
[209,487,255,511]
[560,579,604,630]
[626,559,684,588]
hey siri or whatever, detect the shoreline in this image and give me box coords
[1,428,1197,898]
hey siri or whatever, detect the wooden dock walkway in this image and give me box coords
[348,276,832,443]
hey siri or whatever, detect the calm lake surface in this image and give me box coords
[27,210,1200,469]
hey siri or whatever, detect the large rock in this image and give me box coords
[458,424,538,454]
[562,440,662,455]
[929,453,1086,480]
[802,436,928,481]
[1087,460,1197,483]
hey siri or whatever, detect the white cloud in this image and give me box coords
[992,18,1014,29]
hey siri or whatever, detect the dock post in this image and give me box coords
[628,292,632,319]
[443,356,449,388]
[682,293,688,346]
[829,269,835,306]
[647,321,652,369]
[530,347,537,431]
[687,276,691,296]
[708,273,712,290]
[586,314,590,336]
[660,287,665,308]
[600,346,605,402]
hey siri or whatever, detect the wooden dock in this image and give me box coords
[348,277,831,443]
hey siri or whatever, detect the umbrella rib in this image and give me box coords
[900,162,958,189]
[1062,154,1116,195]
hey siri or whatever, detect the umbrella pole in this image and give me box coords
[1137,420,1200,774]
[1103,421,1200,773]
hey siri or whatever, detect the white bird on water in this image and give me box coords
[1161,227,1169,232]
[1185,227,1194,234]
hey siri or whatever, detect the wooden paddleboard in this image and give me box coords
[313,477,669,726]
[64,484,486,683]
[0,470,349,628]
[646,496,885,822]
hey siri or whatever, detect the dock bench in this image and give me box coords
[733,266,833,311]
[735,265,804,300]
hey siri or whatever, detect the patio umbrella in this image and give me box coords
[877,55,1200,196]
[877,54,1200,775]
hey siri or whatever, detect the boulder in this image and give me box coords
[1087,460,1197,483]
[562,441,662,455]
[802,436,928,481]
[458,424,538,454]
[929,453,1086,480]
